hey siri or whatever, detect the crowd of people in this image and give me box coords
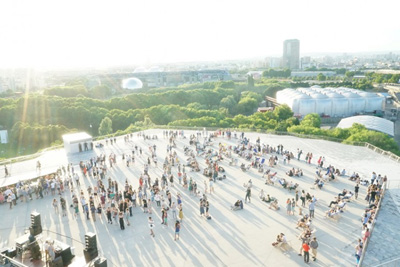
[0,128,390,266]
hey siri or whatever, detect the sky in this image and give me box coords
[0,0,399,68]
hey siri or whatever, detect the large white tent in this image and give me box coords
[62,132,93,154]
[276,87,385,117]
[337,115,394,136]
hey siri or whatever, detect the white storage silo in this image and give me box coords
[311,93,332,115]
[358,92,385,112]
[296,94,316,116]
[342,92,366,115]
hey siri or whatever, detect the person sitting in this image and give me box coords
[231,200,243,211]
[262,194,276,203]
[294,168,303,177]
[325,207,342,218]
[272,233,287,247]
[340,169,346,176]
[217,174,227,181]
[269,199,279,210]
[259,189,266,200]
[328,197,339,207]
[338,189,348,198]
[240,163,246,172]
[278,178,287,189]
[317,179,324,189]
[288,182,298,191]
[286,169,294,177]
[341,191,353,201]
[296,217,309,229]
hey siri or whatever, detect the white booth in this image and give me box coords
[62,132,93,154]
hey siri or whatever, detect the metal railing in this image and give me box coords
[358,182,387,267]
[0,126,399,167]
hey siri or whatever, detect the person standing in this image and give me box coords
[308,200,315,218]
[286,199,291,215]
[90,204,96,222]
[200,200,205,217]
[300,190,306,207]
[52,198,59,213]
[171,202,177,219]
[125,208,130,226]
[149,217,155,237]
[106,207,112,224]
[355,183,360,200]
[245,187,251,203]
[178,206,184,223]
[302,241,310,263]
[310,237,318,261]
[119,211,125,230]
[60,197,67,217]
[174,221,181,241]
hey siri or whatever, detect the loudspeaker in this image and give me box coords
[30,212,42,235]
[83,248,98,263]
[94,257,107,267]
[29,225,42,236]
[85,233,97,250]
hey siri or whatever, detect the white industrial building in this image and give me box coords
[276,86,385,117]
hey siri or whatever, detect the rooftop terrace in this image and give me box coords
[0,129,399,267]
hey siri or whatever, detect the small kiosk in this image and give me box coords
[62,132,93,154]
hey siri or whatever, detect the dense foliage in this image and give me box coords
[0,79,398,158]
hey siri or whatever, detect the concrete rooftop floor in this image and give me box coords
[1,129,399,267]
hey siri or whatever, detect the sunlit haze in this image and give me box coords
[1,0,399,68]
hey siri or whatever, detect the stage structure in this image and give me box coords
[62,132,93,154]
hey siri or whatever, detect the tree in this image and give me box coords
[219,96,237,114]
[273,105,293,121]
[98,117,113,136]
[236,97,258,115]
[317,73,326,81]
[300,113,321,128]
[247,75,254,88]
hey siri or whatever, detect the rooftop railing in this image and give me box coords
[0,126,399,167]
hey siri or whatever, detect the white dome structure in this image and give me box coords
[337,115,394,136]
[122,78,143,90]
[276,87,384,118]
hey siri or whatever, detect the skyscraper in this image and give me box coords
[282,39,300,70]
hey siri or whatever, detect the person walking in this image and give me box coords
[302,241,310,263]
[149,217,155,237]
[310,237,318,261]
[174,221,181,241]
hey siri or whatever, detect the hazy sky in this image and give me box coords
[0,0,399,68]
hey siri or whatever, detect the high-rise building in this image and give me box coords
[282,39,300,70]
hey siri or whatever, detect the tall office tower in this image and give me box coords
[282,39,300,70]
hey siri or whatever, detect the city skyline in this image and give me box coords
[0,0,399,68]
